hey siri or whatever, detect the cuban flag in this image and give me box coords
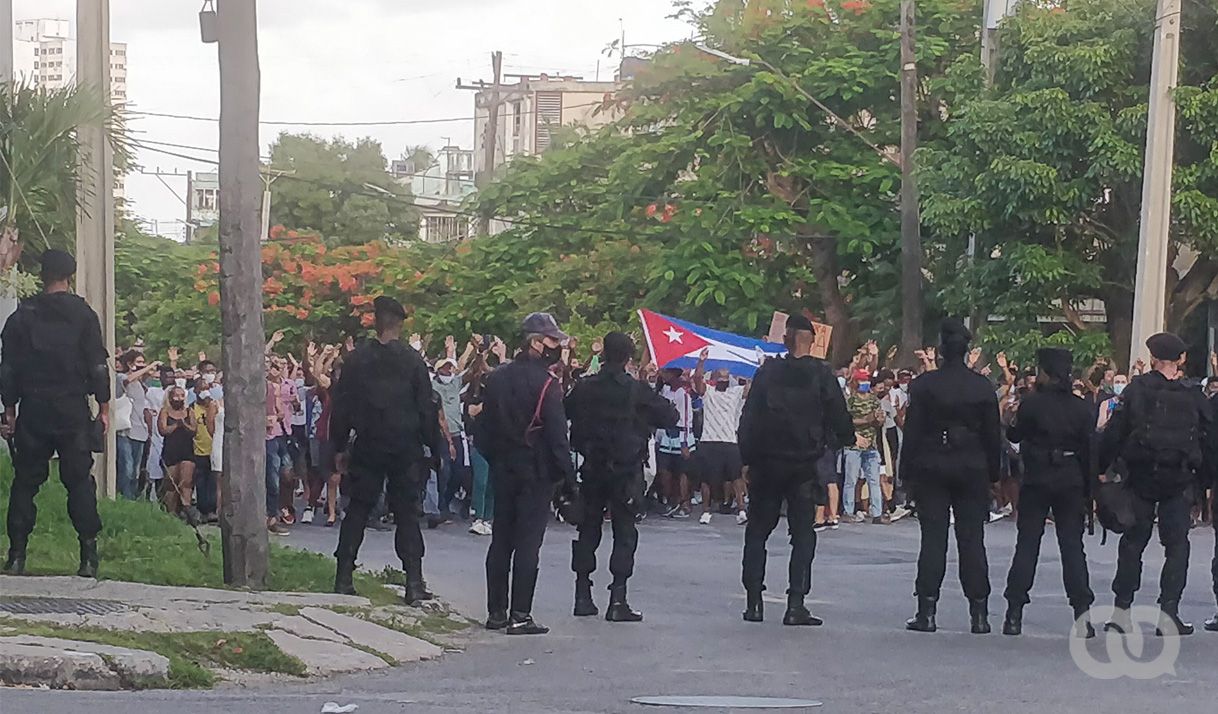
[638,309,786,378]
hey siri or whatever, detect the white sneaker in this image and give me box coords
[988,510,1006,523]
[476,520,493,536]
[736,511,748,526]
[294,483,305,497]
[468,519,482,535]
[699,512,713,525]
[890,505,911,522]
[300,508,315,525]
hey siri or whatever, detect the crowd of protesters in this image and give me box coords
[109,328,1217,547]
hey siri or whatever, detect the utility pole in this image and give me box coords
[898,0,924,363]
[1129,0,1182,367]
[216,0,269,588]
[1,0,13,84]
[473,51,502,236]
[981,0,1016,86]
[258,168,291,241]
[76,0,117,498]
[185,170,194,243]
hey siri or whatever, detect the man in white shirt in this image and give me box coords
[691,349,748,525]
[116,350,159,500]
[143,365,174,500]
[655,367,697,518]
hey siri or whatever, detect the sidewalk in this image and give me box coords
[0,576,466,690]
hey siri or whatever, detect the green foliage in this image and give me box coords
[0,81,132,270]
[267,133,420,247]
[920,0,1218,364]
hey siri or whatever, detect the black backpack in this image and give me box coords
[1126,381,1201,468]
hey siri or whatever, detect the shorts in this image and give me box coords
[655,450,690,476]
[691,442,742,486]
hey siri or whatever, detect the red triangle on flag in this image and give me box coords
[639,309,712,368]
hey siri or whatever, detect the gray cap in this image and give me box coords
[521,312,569,341]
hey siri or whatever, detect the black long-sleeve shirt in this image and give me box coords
[902,360,1002,483]
[329,338,438,458]
[566,366,678,466]
[1006,388,1094,489]
[738,355,853,466]
[1,291,111,408]
[479,353,575,484]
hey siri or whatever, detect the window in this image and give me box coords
[424,215,469,243]
[512,100,523,137]
[534,92,563,152]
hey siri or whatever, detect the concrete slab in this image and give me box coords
[299,607,442,664]
[269,615,348,643]
[263,630,388,676]
[0,634,170,683]
[0,641,121,690]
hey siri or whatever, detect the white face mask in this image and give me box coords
[175,378,188,389]
[410,340,423,352]
[1113,382,1126,396]
[203,373,217,385]
[837,376,847,390]
[436,373,455,385]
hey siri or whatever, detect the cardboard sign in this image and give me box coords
[768,311,833,360]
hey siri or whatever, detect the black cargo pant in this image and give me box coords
[572,463,643,587]
[335,449,424,568]
[1003,482,1093,610]
[486,462,554,616]
[912,470,991,601]
[7,398,102,547]
[1112,484,1192,607]
[742,460,819,597]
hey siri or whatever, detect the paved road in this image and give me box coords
[5,513,1217,713]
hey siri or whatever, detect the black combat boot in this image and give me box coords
[969,599,991,634]
[505,611,550,636]
[743,590,763,623]
[2,539,27,576]
[1105,601,1133,634]
[1155,601,1194,637]
[1001,604,1022,636]
[334,557,358,596]
[905,596,937,633]
[76,538,99,579]
[605,584,643,623]
[573,577,598,617]
[1203,612,1218,633]
[782,594,823,627]
[485,611,509,630]
[403,560,434,606]
[1073,605,1096,639]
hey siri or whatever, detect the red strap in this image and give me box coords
[525,376,555,446]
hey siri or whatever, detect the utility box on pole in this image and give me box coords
[217,0,270,587]
[76,0,117,499]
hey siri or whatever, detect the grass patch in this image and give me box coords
[0,457,396,603]
[0,617,305,688]
[262,603,302,617]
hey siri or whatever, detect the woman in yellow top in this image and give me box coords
[190,378,221,522]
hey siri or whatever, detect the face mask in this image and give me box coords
[175,378,187,389]
[436,373,455,385]
[210,387,224,401]
[196,391,209,402]
[541,345,563,365]
[410,340,423,352]
[837,376,847,390]
[857,382,872,394]
[203,373,217,385]
[148,379,162,389]
[1113,383,1126,396]
[170,399,185,409]
[714,380,730,392]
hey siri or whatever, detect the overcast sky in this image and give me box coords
[16,0,694,238]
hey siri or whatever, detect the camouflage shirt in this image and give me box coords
[846,392,882,450]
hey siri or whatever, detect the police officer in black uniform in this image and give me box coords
[738,315,853,626]
[566,332,677,622]
[330,296,440,604]
[1,250,109,578]
[479,313,576,635]
[903,318,1002,634]
[1001,348,1096,638]
[1100,332,1213,636]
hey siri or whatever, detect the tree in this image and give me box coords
[267,133,420,246]
[0,81,130,272]
[920,0,1218,366]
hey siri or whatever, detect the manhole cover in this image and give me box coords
[631,696,823,709]
[0,596,130,616]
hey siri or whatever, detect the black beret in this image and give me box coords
[603,331,635,363]
[1146,332,1186,361]
[39,249,77,278]
[785,314,815,333]
[939,317,971,344]
[1036,347,1073,381]
[372,295,406,320]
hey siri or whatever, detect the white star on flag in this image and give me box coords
[662,327,684,343]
